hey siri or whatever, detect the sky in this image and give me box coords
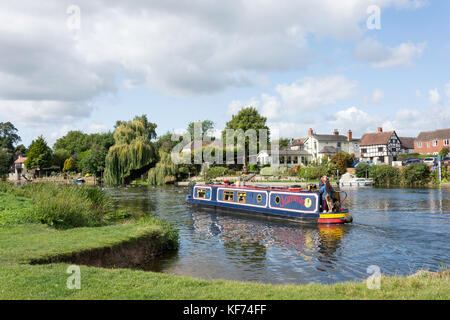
[0,0,449,147]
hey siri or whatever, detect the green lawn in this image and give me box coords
[0,191,448,300]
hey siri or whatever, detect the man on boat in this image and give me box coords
[320,176,335,212]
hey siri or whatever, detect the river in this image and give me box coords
[108,186,450,285]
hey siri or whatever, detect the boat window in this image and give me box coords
[237,192,246,203]
[223,191,234,202]
[197,188,207,199]
[257,194,262,202]
[275,196,281,205]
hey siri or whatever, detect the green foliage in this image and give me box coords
[205,166,230,179]
[439,147,449,159]
[0,182,114,229]
[0,122,21,152]
[52,149,70,170]
[260,167,279,176]
[187,120,215,139]
[355,162,371,178]
[0,147,12,175]
[25,136,53,170]
[330,152,353,174]
[105,115,157,185]
[0,192,36,226]
[369,165,400,187]
[401,163,431,187]
[297,166,327,180]
[14,144,27,157]
[148,150,177,186]
[247,164,259,173]
[398,153,420,160]
[63,157,75,172]
[222,107,270,169]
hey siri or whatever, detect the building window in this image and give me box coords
[433,140,438,147]
[223,191,234,202]
[417,142,422,148]
[426,142,430,147]
[378,147,383,152]
[337,142,341,148]
[392,148,396,152]
[444,140,449,146]
[361,148,367,154]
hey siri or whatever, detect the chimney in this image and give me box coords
[377,127,383,133]
[333,129,339,136]
[308,128,313,137]
[347,130,352,142]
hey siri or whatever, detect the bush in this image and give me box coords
[355,162,371,178]
[370,165,400,187]
[260,167,279,176]
[401,163,431,187]
[206,166,229,179]
[0,182,115,229]
[247,164,259,173]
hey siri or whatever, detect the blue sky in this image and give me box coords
[0,0,449,147]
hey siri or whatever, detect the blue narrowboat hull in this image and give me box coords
[185,184,352,224]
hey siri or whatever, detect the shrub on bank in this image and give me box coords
[401,163,431,187]
[0,182,114,229]
[205,166,230,179]
[370,165,400,187]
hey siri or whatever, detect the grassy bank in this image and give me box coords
[0,186,448,299]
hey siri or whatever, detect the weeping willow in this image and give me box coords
[148,150,178,186]
[104,117,156,185]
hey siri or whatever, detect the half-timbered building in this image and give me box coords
[359,127,402,165]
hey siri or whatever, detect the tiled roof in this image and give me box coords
[312,134,348,142]
[360,131,395,146]
[416,128,450,142]
[319,146,338,154]
[14,157,27,164]
[399,137,415,149]
[291,138,306,146]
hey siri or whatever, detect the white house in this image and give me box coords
[303,129,360,162]
[359,127,404,165]
[9,155,29,181]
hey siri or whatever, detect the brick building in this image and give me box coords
[414,128,450,155]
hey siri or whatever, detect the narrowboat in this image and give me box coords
[185,182,353,224]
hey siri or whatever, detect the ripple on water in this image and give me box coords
[108,186,450,285]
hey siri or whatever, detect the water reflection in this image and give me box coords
[108,186,450,284]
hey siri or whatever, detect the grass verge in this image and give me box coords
[0,190,448,299]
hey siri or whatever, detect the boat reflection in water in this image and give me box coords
[189,208,350,272]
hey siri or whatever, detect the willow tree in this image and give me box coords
[148,150,178,186]
[104,115,157,185]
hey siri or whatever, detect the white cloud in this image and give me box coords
[428,88,441,104]
[445,83,450,102]
[227,97,260,115]
[355,38,425,68]
[372,89,385,104]
[275,75,357,113]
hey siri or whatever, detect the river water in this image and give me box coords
[108,186,450,285]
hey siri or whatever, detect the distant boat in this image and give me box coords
[73,178,86,185]
[339,173,373,187]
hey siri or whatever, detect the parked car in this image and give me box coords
[442,157,450,166]
[422,157,437,165]
[356,160,374,166]
[402,159,421,166]
[73,178,86,185]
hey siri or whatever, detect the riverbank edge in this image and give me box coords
[1,192,448,300]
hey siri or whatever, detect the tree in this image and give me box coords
[187,120,215,139]
[53,131,90,156]
[14,144,27,157]
[330,152,353,174]
[0,122,21,152]
[439,147,449,159]
[25,136,53,170]
[274,138,290,150]
[222,107,269,171]
[355,162,371,178]
[63,157,75,172]
[52,149,70,170]
[104,115,157,185]
[0,147,12,175]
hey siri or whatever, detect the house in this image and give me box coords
[359,127,403,165]
[303,128,360,162]
[398,137,415,154]
[257,148,311,167]
[9,155,29,181]
[414,128,450,155]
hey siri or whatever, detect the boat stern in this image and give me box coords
[318,209,353,224]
